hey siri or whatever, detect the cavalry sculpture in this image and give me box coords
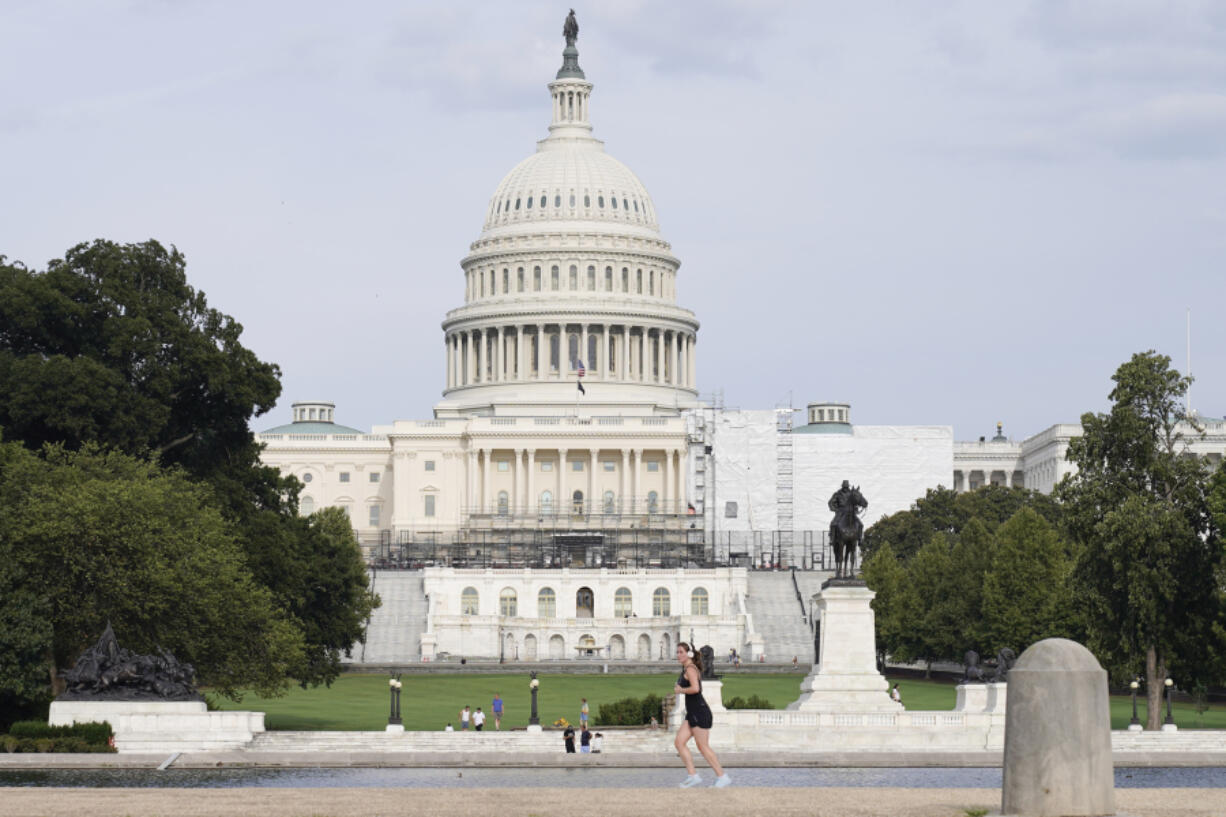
[828,480,867,579]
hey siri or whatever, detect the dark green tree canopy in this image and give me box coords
[0,240,281,476]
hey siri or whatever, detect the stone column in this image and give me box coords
[557,448,568,511]
[580,323,589,370]
[496,327,505,382]
[633,448,644,512]
[604,324,612,379]
[476,329,486,383]
[620,449,629,512]
[482,448,492,514]
[671,328,681,382]
[517,326,526,381]
[392,450,411,531]
[663,448,671,512]
[466,450,477,516]
[526,450,536,512]
[621,326,629,380]
[655,328,664,383]
[513,448,524,514]
[535,324,545,380]
[690,334,697,388]
[588,448,597,513]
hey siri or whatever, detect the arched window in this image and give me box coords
[502,268,509,293]
[597,195,605,208]
[603,490,615,513]
[569,265,577,289]
[500,587,518,617]
[538,587,557,618]
[691,587,709,615]
[576,587,594,617]
[550,332,560,371]
[570,193,576,207]
[540,490,554,514]
[572,489,584,513]
[299,495,315,516]
[587,265,596,289]
[636,269,643,293]
[533,266,541,291]
[526,195,532,209]
[584,193,590,207]
[555,194,561,207]
[568,334,579,368]
[517,267,524,291]
[611,196,618,209]
[652,587,671,617]
[622,268,629,291]
[648,490,659,513]
[605,266,613,291]
[539,195,546,208]
[497,490,509,515]
[514,197,520,210]
[649,270,655,295]
[614,587,632,617]
[588,335,598,369]
[461,587,479,616]
[551,266,559,290]
[623,198,629,210]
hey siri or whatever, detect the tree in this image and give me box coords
[896,535,963,674]
[981,508,1077,656]
[946,518,998,654]
[1061,351,1224,729]
[0,441,305,716]
[0,242,377,688]
[862,542,908,667]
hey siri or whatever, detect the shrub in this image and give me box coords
[597,694,666,726]
[724,694,773,710]
[4,721,114,750]
[2,736,17,753]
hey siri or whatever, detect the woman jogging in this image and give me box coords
[673,641,731,788]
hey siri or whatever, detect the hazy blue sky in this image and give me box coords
[3,1,1223,440]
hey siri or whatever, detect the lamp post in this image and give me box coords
[1128,678,1142,731]
[527,671,542,733]
[1163,678,1177,731]
[386,673,404,733]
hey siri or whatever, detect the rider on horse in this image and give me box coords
[828,480,868,578]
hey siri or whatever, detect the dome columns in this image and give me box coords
[443,321,697,393]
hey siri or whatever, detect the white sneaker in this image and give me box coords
[713,774,732,788]
[680,774,703,788]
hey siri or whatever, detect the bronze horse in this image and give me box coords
[829,484,867,578]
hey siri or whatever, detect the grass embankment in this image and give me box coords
[209,673,1226,731]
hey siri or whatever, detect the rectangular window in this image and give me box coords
[572,460,584,471]
[339,472,350,483]
[517,268,524,292]
[636,269,642,293]
[503,268,509,293]
[725,501,738,518]
[534,266,541,291]
[603,461,615,472]
[369,505,380,527]
[424,460,436,471]
[647,461,660,472]
[541,461,554,472]
[424,495,436,517]
[497,460,509,472]
[369,472,380,483]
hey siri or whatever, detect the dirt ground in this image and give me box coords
[1,787,1224,817]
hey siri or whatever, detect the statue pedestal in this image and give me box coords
[669,679,726,728]
[49,700,264,753]
[787,582,901,713]
[954,682,1008,714]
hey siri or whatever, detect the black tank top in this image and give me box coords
[677,666,708,710]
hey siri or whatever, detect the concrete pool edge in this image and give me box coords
[3,750,1226,770]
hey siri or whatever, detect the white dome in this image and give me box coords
[482,141,660,234]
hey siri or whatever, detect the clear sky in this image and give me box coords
[3,1,1223,440]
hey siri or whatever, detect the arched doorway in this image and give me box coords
[503,632,517,661]
[524,634,538,661]
[579,634,596,657]
[576,586,594,618]
[572,489,584,514]
[661,632,671,660]
[637,633,652,660]
[549,634,565,659]
[610,634,626,660]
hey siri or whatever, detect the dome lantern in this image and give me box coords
[548,11,593,141]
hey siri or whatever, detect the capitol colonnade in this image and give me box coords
[444,323,696,390]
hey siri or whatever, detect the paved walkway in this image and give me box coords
[1,787,1223,817]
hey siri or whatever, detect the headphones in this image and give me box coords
[686,650,695,658]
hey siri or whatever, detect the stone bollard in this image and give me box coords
[1002,639,1114,817]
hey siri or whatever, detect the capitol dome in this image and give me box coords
[436,20,699,418]
[481,145,660,236]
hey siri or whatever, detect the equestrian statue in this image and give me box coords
[828,480,868,579]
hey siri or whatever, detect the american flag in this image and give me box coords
[576,359,586,395]
[576,359,586,377]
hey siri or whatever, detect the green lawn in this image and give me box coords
[208,672,1226,732]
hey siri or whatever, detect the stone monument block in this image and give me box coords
[787,582,901,713]
[1002,638,1114,817]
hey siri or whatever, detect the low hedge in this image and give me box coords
[2,721,114,753]
[724,694,774,710]
[596,693,665,725]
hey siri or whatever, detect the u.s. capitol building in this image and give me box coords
[256,21,1225,663]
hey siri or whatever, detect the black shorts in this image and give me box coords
[685,707,713,730]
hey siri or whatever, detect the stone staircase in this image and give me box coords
[246,729,673,754]
[745,571,829,665]
[358,570,428,663]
